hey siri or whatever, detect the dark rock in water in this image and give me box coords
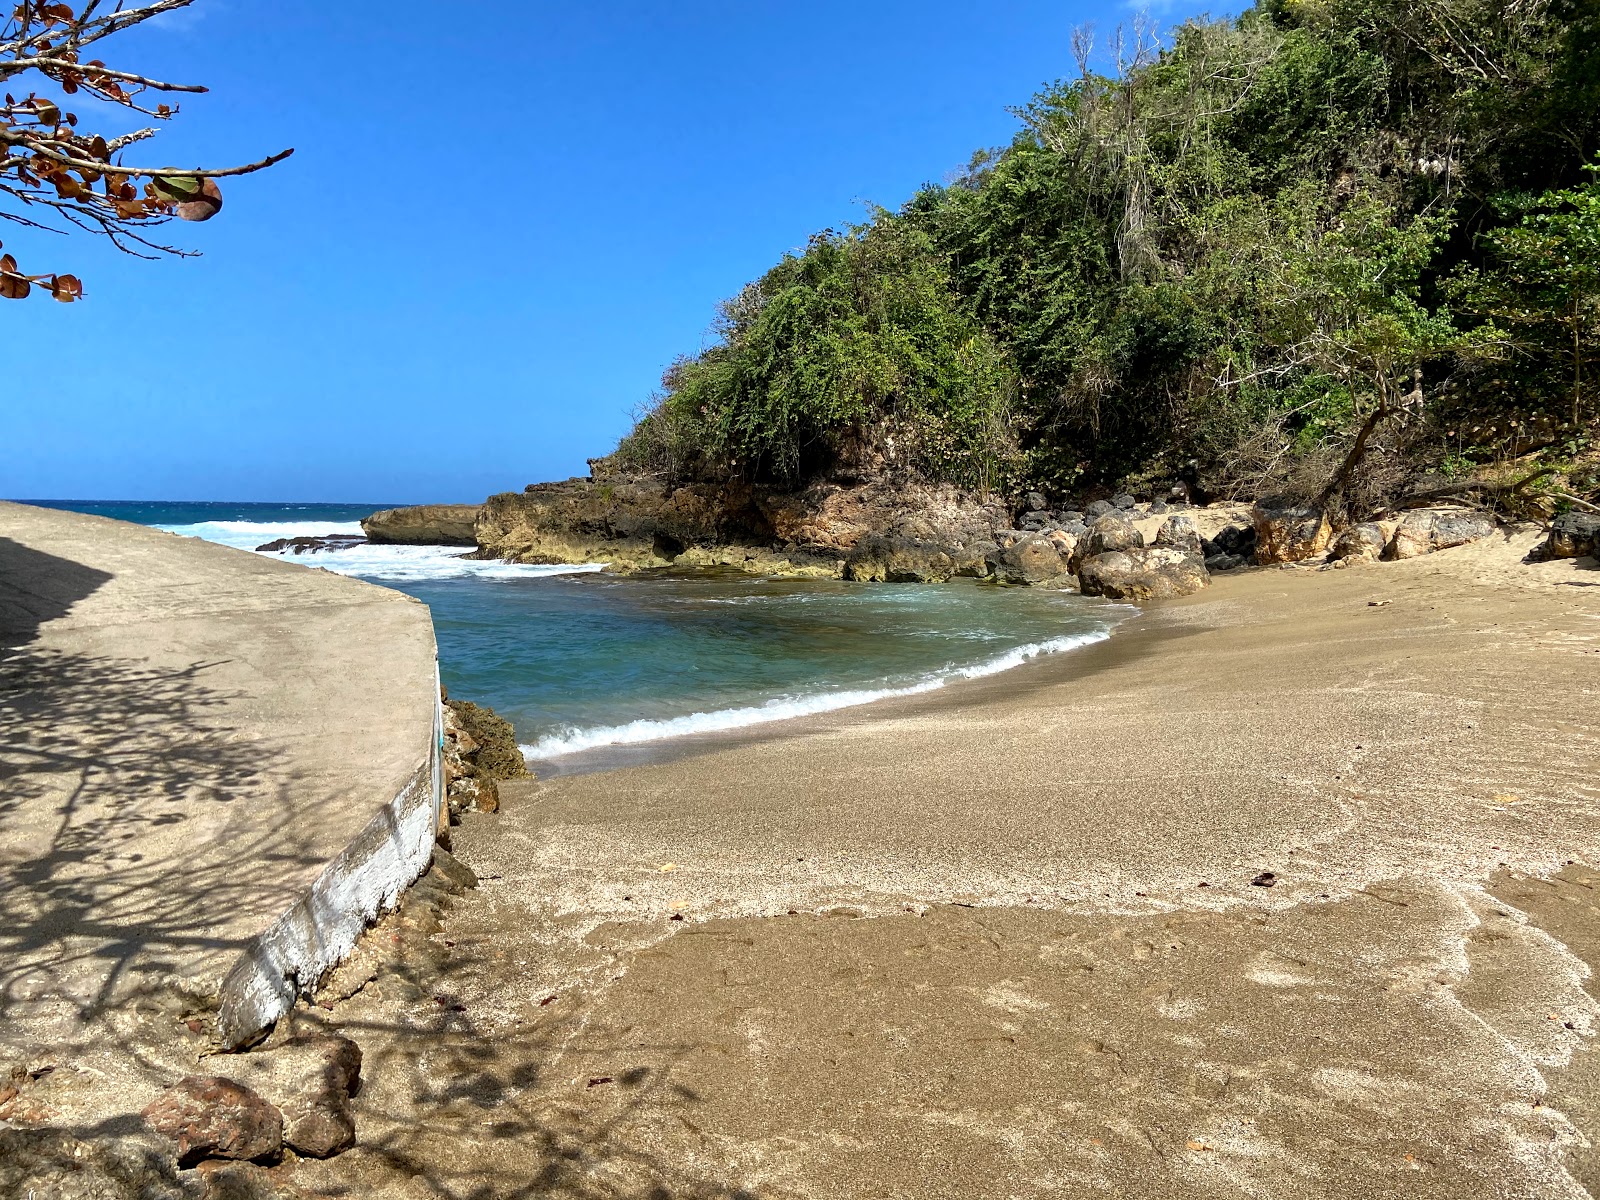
[1204,552,1247,572]
[989,534,1069,585]
[1078,547,1210,601]
[1154,514,1202,556]
[1112,493,1138,511]
[1545,511,1600,559]
[1086,499,1116,519]
[1022,491,1048,513]
[845,536,961,583]
[142,1076,282,1165]
[1252,498,1331,564]
[255,534,367,555]
[1329,524,1387,563]
[1388,509,1497,560]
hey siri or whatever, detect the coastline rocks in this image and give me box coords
[1069,512,1143,572]
[989,535,1070,585]
[1329,524,1388,564]
[1251,498,1332,564]
[442,696,527,818]
[1544,511,1600,559]
[1078,546,1210,601]
[1386,509,1497,560]
[142,1077,282,1166]
[254,534,367,555]
[1154,514,1202,556]
[362,504,481,546]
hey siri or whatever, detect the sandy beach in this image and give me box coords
[290,528,1600,1199]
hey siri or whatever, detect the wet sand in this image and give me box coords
[294,528,1600,1199]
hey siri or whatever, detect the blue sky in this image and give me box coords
[7,0,1206,503]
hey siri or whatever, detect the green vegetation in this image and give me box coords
[619,0,1600,515]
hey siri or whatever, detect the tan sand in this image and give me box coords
[289,528,1600,1199]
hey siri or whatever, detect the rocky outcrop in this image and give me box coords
[362,504,482,546]
[1153,514,1202,556]
[1251,498,1332,564]
[474,472,1011,581]
[1078,546,1210,601]
[441,697,528,818]
[1069,512,1144,572]
[1386,509,1497,560]
[255,534,366,555]
[1540,511,1599,560]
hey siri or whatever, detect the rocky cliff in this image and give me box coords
[362,504,482,545]
[472,470,1012,582]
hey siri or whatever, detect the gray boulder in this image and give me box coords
[989,535,1069,585]
[1387,509,1496,560]
[1078,547,1210,601]
[1086,499,1116,519]
[1154,514,1202,555]
[1204,552,1247,573]
[1022,491,1048,513]
[1112,493,1138,511]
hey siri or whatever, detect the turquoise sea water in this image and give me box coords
[26,500,1127,764]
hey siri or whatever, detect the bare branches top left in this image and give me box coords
[0,0,292,301]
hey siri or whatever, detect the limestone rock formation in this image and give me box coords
[1153,514,1202,556]
[361,504,482,546]
[989,535,1070,585]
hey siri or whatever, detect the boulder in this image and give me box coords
[1085,499,1116,519]
[1543,511,1600,560]
[142,1077,282,1165]
[1204,553,1247,573]
[989,535,1069,585]
[361,504,482,546]
[1070,512,1143,571]
[1112,493,1138,511]
[1329,523,1387,563]
[1154,514,1202,556]
[1022,491,1048,513]
[1149,499,1169,515]
[254,535,367,555]
[225,1037,362,1160]
[1059,510,1085,525]
[1252,498,1332,564]
[1078,547,1210,601]
[1387,509,1497,560]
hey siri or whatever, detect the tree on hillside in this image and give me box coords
[0,0,291,302]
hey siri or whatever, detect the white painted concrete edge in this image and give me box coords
[215,658,446,1049]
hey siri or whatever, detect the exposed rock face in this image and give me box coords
[362,504,482,546]
[475,472,1011,580]
[141,1077,283,1165]
[1387,509,1497,560]
[1069,512,1143,572]
[1252,498,1332,564]
[1078,547,1210,601]
[1542,511,1599,560]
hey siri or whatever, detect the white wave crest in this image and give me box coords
[158,520,604,583]
[521,629,1111,759]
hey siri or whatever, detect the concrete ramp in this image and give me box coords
[0,502,442,1064]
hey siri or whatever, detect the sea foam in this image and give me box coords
[521,628,1111,759]
[158,519,603,583]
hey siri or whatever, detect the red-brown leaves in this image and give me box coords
[50,273,82,302]
[177,178,222,222]
[0,253,31,300]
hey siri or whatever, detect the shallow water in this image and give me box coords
[28,500,1127,761]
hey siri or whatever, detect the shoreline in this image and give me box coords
[288,525,1600,1199]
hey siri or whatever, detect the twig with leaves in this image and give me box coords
[0,0,291,300]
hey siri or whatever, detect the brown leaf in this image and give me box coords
[51,274,82,303]
[176,177,222,222]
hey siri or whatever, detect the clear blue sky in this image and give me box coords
[7,0,1204,503]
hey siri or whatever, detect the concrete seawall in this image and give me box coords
[0,501,443,1073]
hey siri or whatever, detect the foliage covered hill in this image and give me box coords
[618,0,1600,516]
